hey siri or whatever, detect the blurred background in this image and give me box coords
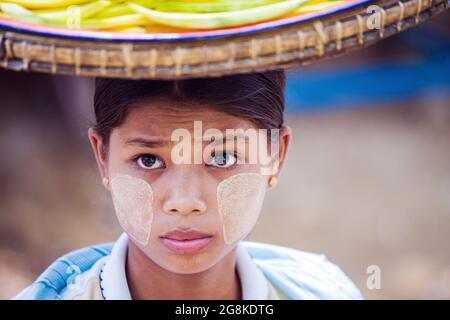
[0,11,449,299]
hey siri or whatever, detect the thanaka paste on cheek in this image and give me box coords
[217,173,266,244]
[110,175,154,246]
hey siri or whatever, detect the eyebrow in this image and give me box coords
[206,133,251,146]
[125,132,251,148]
[124,137,169,148]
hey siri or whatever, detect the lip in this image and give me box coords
[160,229,213,254]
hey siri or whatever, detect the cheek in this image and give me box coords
[217,173,266,244]
[110,174,154,246]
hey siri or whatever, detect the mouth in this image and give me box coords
[160,229,213,254]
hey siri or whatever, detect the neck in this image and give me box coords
[126,241,242,300]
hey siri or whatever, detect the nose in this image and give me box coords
[161,167,207,216]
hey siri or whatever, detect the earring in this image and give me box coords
[102,177,110,189]
[268,176,278,188]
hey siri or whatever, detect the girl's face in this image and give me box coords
[89,97,291,274]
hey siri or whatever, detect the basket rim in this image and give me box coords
[0,0,370,42]
[1,0,448,79]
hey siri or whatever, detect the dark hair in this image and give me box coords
[93,71,285,148]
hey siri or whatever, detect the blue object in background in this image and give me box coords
[285,26,450,114]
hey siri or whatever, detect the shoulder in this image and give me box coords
[13,242,113,300]
[241,241,363,300]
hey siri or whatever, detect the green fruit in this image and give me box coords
[128,0,309,29]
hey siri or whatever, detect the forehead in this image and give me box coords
[113,97,257,139]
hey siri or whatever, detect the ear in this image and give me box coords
[88,127,109,180]
[271,124,292,179]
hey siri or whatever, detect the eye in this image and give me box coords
[136,154,165,170]
[206,151,238,169]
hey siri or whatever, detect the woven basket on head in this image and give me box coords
[0,0,448,79]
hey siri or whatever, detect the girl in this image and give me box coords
[15,71,362,300]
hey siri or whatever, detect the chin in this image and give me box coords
[148,244,231,275]
[163,250,225,274]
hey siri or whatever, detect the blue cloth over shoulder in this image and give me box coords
[14,240,363,300]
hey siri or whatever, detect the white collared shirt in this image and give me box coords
[99,233,270,300]
[25,233,362,300]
